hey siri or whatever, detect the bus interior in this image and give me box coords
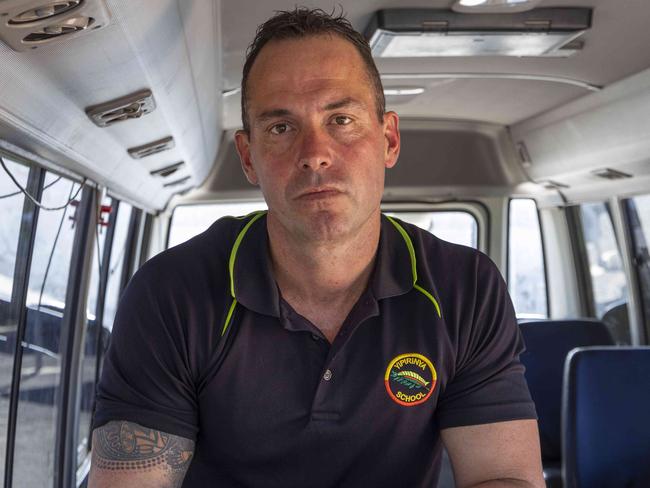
[0,0,649,487]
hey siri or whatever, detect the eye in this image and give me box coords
[269,123,290,135]
[333,115,353,126]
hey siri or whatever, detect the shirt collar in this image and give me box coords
[230,212,415,317]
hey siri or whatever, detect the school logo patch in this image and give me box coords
[385,353,437,407]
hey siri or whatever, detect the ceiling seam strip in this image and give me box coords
[175,0,210,175]
[380,73,602,92]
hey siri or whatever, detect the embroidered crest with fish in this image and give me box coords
[384,353,437,406]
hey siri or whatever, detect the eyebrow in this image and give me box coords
[323,97,365,111]
[254,97,366,124]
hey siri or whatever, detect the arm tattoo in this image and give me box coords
[93,421,194,482]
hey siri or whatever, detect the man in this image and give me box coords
[89,8,544,488]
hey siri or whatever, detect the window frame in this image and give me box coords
[506,197,550,319]
[615,196,648,345]
[1,147,149,488]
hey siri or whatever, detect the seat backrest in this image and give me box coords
[518,319,613,462]
[563,347,650,488]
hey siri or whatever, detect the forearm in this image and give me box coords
[88,420,195,488]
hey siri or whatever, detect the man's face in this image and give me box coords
[235,34,400,243]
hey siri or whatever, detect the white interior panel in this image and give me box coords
[0,0,222,211]
[511,67,650,201]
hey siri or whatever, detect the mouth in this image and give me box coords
[297,187,343,200]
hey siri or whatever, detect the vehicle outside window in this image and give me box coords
[579,202,630,343]
[13,171,81,487]
[0,156,30,481]
[385,211,478,248]
[169,201,268,248]
[508,199,548,318]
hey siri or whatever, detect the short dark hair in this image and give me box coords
[240,7,385,133]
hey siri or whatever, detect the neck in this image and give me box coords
[267,212,381,306]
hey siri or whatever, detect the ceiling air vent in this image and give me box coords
[23,15,93,42]
[163,176,191,188]
[128,137,175,159]
[8,1,82,23]
[0,0,110,51]
[591,168,632,180]
[150,161,185,178]
[86,90,156,127]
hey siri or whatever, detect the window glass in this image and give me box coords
[77,196,111,466]
[0,156,30,482]
[13,172,80,487]
[102,201,133,332]
[579,202,630,343]
[625,195,650,341]
[508,199,548,318]
[385,211,478,248]
[169,202,268,248]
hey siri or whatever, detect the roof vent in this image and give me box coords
[23,15,94,42]
[163,176,191,188]
[591,168,632,180]
[128,136,175,159]
[150,161,185,178]
[86,90,156,127]
[0,0,110,51]
[8,1,82,23]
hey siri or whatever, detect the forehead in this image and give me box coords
[246,34,371,104]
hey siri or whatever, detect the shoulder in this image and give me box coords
[386,216,505,310]
[129,213,262,297]
[388,216,490,278]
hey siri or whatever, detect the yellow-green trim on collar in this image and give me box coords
[386,215,417,285]
[228,211,267,298]
[385,215,442,319]
[222,297,238,337]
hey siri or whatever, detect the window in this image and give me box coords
[169,201,268,248]
[579,202,630,343]
[0,156,30,481]
[76,195,111,466]
[508,199,548,318]
[625,195,650,341]
[12,171,82,487]
[385,211,478,248]
[102,200,133,332]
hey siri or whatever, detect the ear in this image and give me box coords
[382,111,400,169]
[234,130,259,185]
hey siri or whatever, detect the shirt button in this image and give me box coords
[323,369,333,381]
[311,333,320,341]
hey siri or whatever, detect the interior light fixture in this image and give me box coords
[365,8,591,58]
[383,87,425,96]
[459,0,488,6]
[454,0,542,13]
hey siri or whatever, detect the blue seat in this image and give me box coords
[562,347,650,488]
[518,320,614,486]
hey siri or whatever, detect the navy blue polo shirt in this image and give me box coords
[94,212,536,487]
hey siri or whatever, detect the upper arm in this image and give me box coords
[441,419,544,488]
[88,420,195,488]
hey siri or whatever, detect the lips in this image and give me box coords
[297,187,343,199]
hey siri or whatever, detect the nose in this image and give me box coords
[297,126,332,171]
